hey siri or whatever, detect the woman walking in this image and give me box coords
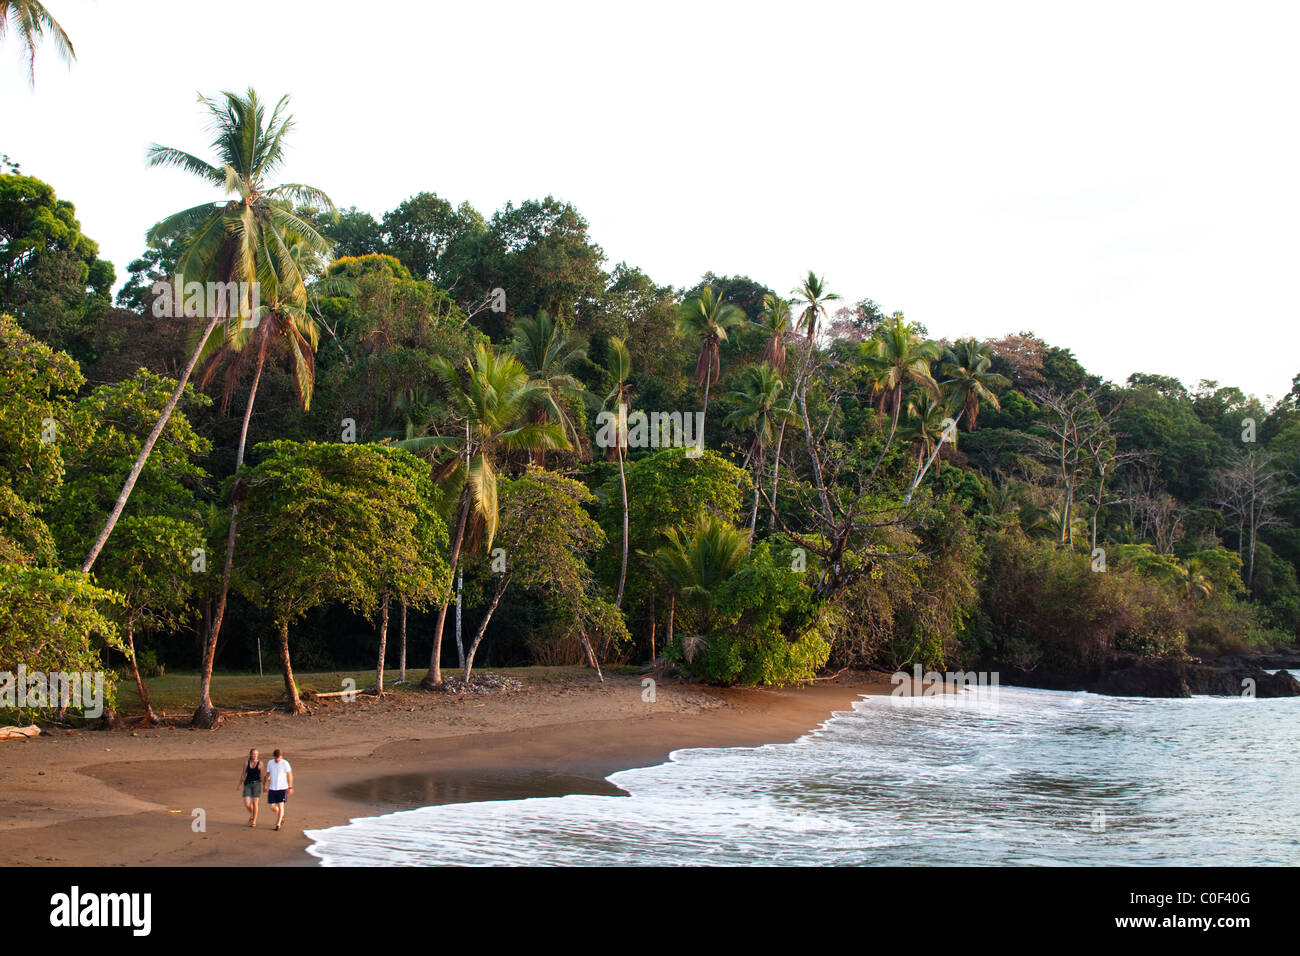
[238,748,264,827]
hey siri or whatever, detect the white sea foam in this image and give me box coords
[305,685,1300,866]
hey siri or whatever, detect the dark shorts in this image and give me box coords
[242,781,261,799]
[268,788,288,804]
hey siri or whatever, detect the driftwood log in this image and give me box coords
[0,725,41,740]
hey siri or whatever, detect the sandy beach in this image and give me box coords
[0,670,894,867]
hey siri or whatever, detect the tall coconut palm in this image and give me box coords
[901,389,958,503]
[903,390,953,475]
[197,239,320,725]
[1,0,73,82]
[766,273,840,527]
[753,293,794,376]
[677,286,745,423]
[792,271,841,346]
[602,337,634,609]
[941,338,1010,430]
[724,362,798,534]
[861,314,942,461]
[81,89,333,727]
[510,310,591,456]
[786,272,841,522]
[83,91,332,591]
[400,344,569,689]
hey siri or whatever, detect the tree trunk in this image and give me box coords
[649,588,657,663]
[904,434,948,505]
[667,594,675,649]
[454,571,464,668]
[398,601,408,683]
[277,618,304,715]
[82,313,224,575]
[194,336,267,728]
[375,591,390,695]
[768,427,785,530]
[769,340,815,529]
[798,372,833,524]
[615,442,629,607]
[578,628,604,683]
[125,620,158,726]
[463,576,509,684]
[1247,493,1258,592]
[749,443,763,535]
[423,488,470,690]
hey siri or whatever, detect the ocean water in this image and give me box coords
[305,682,1300,866]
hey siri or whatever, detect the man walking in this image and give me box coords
[266,748,294,831]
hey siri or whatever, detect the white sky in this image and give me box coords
[5,0,1298,401]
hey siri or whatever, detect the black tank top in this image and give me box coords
[245,761,261,784]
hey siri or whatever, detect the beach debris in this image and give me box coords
[433,672,525,696]
[0,725,40,741]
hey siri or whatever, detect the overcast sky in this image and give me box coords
[6,0,1298,401]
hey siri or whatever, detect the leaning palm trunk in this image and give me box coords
[463,575,509,684]
[903,432,948,505]
[82,312,224,574]
[701,368,713,424]
[578,628,604,683]
[798,375,833,524]
[748,444,765,534]
[194,334,267,727]
[125,620,158,726]
[768,339,815,529]
[614,441,629,607]
[423,489,470,689]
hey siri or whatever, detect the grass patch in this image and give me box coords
[112,665,604,717]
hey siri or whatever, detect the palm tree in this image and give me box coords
[1184,558,1214,601]
[861,313,941,460]
[903,390,952,475]
[1,1,73,82]
[81,89,333,727]
[901,389,957,503]
[650,513,750,660]
[602,337,634,609]
[510,310,591,457]
[785,272,842,523]
[400,343,569,689]
[677,286,745,423]
[197,240,321,724]
[792,271,841,345]
[765,273,839,528]
[82,92,331,585]
[941,338,1009,430]
[753,293,794,376]
[724,363,797,534]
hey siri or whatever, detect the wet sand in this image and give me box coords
[0,670,894,866]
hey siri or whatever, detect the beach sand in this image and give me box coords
[0,669,894,866]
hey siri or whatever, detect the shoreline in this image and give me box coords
[0,670,894,867]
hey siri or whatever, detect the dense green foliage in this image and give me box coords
[2,86,1297,723]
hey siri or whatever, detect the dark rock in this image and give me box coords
[1091,659,1192,698]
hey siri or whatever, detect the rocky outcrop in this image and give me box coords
[999,652,1300,698]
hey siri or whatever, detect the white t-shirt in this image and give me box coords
[266,758,292,791]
